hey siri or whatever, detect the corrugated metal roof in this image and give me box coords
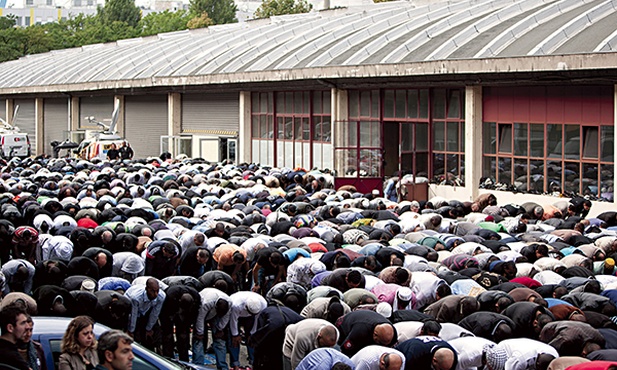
[0,0,616,90]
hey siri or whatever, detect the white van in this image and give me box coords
[0,132,31,158]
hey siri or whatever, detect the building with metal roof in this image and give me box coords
[1,0,616,213]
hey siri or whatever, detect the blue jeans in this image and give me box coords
[192,329,229,370]
[230,342,254,368]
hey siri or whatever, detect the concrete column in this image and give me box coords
[6,99,14,125]
[70,96,79,132]
[332,89,347,175]
[35,98,44,156]
[238,91,252,164]
[114,95,125,136]
[464,85,483,201]
[167,92,181,155]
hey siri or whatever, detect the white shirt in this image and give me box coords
[496,338,559,370]
[393,321,423,342]
[195,288,231,335]
[351,345,406,370]
[229,291,267,336]
[449,336,496,370]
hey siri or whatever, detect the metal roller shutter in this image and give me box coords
[124,95,168,159]
[13,99,36,151]
[0,99,5,122]
[79,96,114,129]
[182,93,239,135]
[44,98,69,155]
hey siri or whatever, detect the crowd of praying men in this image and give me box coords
[0,154,617,370]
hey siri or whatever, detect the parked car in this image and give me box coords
[31,316,209,370]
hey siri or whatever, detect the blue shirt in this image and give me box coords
[296,348,355,370]
[124,285,166,332]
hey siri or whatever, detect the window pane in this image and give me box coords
[433,153,444,179]
[259,93,270,113]
[601,164,613,200]
[433,121,444,151]
[530,124,544,157]
[513,158,528,191]
[564,124,579,160]
[336,149,357,177]
[323,91,331,113]
[498,157,512,184]
[302,117,310,140]
[419,90,429,118]
[447,154,459,177]
[564,161,580,194]
[349,122,357,147]
[313,92,322,113]
[384,90,395,118]
[602,126,614,162]
[360,91,370,117]
[407,90,418,118]
[498,124,512,153]
[401,152,413,175]
[513,123,528,156]
[259,116,267,138]
[267,116,273,139]
[433,89,446,119]
[277,117,284,139]
[251,93,259,112]
[484,122,496,154]
[371,90,379,118]
[447,90,460,118]
[446,122,459,152]
[349,91,359,117]
[303,92,309,113]
[395,90,406,118]
[285,92,293,113]
[416,123,429,151]
[416,152,429,177]
[582,126,599,159]
[547,124,562,158]
[369,122,380,147]
[583,164,598,197]
[483,156,496,181]
[252,116,259,138]
[530,159,544,193]
[322,120,331,142]
[276,92,285,113]
[285,118,293,139]
[294,118,302,140]
[360,149,381,177]
[401,124,412,151]
[547,160,562,193]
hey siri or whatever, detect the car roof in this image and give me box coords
[32,316,111,337]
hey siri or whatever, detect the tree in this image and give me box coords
[99,0,141,28]
[186,12,213,29]
[254,0,312,19]
[189,0,237,25]
[139,10,190,36]
[0,15,17,30]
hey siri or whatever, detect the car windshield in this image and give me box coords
[131,341,187,370]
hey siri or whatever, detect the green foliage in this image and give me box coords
[99,0,142,27]
[188,0,237,25]
[140,10,190,36]
[0,15,17,30]
[254,0,312,19]
[186,12,213,29]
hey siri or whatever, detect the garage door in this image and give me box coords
[182,93,239,135]
[124,95,168,159]
[13,99,36,152]
[44,98,69,155]
[79,96,114,130]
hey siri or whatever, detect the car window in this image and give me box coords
[131,342,184,370]
[50,339,62,370]
[133,355,160,370]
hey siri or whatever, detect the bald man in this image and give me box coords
[336,310,397,356]
[395,336,457,370]
[282,318,339,370]
[351,345,406,370]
